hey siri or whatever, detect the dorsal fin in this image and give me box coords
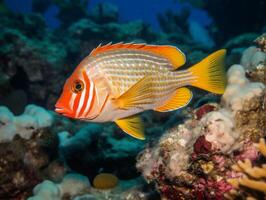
[90,42,186,69]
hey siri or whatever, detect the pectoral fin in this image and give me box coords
[114,76,154,110]
[154,87,192,112]
[115,115,145,140]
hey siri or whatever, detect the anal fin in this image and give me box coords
[154,87,192,112]
[115,115,145,140]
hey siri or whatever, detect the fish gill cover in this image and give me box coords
[0,0,265,199]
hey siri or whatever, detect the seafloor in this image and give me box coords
[0,0,265,200]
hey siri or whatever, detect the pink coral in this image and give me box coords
[193,135,212,154]
[234,141,259,162]
[212,155,226,169]
[195,104,217,120]
[194,178,233,200]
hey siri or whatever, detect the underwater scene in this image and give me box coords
[0,0,266,199]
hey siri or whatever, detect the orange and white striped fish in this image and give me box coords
[55,43,226,140]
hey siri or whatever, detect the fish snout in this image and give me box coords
[55,100,74,118]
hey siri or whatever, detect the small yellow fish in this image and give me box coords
[55,43,226,140]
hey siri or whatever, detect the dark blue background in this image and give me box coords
[4,0,211,30]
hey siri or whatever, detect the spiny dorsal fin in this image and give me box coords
[115,115,145,140]
[90,42,186,69]
[154,87,192,112]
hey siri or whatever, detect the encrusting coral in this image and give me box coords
[136,42,266,199]
[255,33,266,53]
[28,173,90,200]
[0,104,53,142]
[241,34,266,85]
[226,138,266,199]
[0,104,66,199]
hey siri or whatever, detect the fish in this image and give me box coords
[55,43,226,140]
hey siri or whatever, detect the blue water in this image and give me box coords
[4,0,211,30]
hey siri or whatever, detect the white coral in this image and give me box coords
[240,46,266,70]
[136,147,163,182]
[200,109,240,153]
[14,115,38,140]
[222,64,265,112]
[24,104,53,128]
[166,146,189,178]
[0,106,16,142]
[59,173,90,197]
[28,180,61,200]
[199,64,265,153]
[29,173,90,200]
[0,104,54,142]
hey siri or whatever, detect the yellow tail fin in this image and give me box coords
[188,49,226,94]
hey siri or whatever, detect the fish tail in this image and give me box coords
[188,49,226,94]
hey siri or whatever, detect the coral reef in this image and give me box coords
[0,104,72,199]
[29,173,90,200]
[59,123,145,180]
[90,2,119,24]
[136,43,266,199]
[0,2,162,110]
[53,0,89,28]
[0,107,63,199]
[255,33,266,53]
[0,104,53,142]
[0,0,266,199]
[226,138,266,199]
[0,14,68,109]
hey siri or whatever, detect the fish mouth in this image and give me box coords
[55,107,64,113]
[55,106,72,117]
[55,107,66,114]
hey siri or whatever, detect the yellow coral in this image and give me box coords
[228,138,266,197]
[238,177,266,192]
[256,138,266,157]
[93,173,119,190]
[201,161,214,174]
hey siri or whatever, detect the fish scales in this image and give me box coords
[88,49,192,99]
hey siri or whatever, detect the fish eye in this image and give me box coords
[72,80,84,93]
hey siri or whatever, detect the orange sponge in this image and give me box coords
[93,173,119,190]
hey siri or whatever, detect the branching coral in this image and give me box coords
[227,138,266,199]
